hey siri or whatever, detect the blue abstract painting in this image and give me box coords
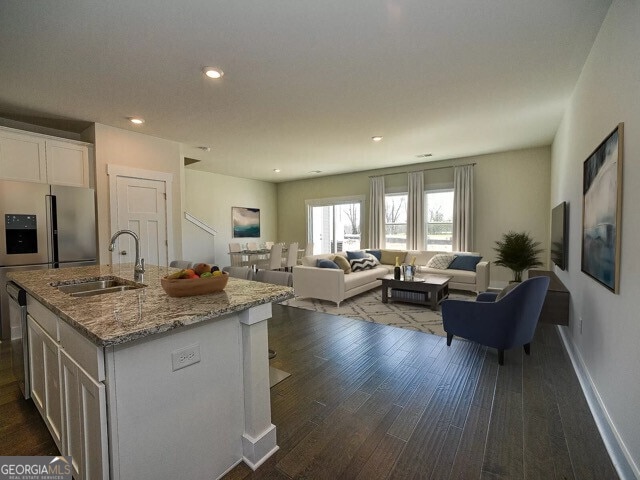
[232,207,260,238]
[582,125,623,293]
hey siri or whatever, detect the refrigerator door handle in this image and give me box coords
[45,194,59,267]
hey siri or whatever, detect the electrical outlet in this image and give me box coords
[171,344,201,371]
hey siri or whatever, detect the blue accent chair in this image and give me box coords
[441,276,550,365]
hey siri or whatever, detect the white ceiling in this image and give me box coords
[0,0,611,183]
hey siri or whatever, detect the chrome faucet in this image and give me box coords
[108,230,145,281]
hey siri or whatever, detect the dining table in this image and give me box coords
[227,246,304,268]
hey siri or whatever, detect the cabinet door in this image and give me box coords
[78,367,109,480]
[27,315,46,415]
[0,129,47,183]
[61,351,83,480]
[45,139,89,187]
[43,329,64,450]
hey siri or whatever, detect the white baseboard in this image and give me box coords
[556,325,638,480]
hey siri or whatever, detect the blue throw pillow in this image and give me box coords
[346,250,367,260]
[448,255,482,271]
[365,249,382,261]
[317,259,340,269]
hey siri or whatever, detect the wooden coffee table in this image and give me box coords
[378,274,452,310]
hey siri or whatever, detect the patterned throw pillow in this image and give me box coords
[350,257,378,272]
[365,253,380,264]
[426,254,455,269]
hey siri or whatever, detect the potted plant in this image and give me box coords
[493,231,543,282]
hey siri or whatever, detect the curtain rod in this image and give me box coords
[368,162,476,178]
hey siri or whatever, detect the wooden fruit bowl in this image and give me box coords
[160,272,229,297]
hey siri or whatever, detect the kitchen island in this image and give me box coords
[8,264,294,480]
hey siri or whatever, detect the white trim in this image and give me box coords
[107,164,174,266]
[184,211,217,236]
[557,325,638,480]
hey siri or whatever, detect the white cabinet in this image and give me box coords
[27,315,63,450]
[27,296,108,480]
[45,139,90,187]
[0,129,47,183]
[61,350,108,480]
[0,127,91,187]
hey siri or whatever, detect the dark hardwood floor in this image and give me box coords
[0,304,618,479]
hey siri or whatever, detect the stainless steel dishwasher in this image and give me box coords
[7,281,29,399]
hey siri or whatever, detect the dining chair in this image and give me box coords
[265,241,274,249]
[266,243,284,270]
[228,242,244,266]
[246,241,259,251]
[283,242,298,271]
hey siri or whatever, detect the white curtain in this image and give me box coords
[406,171,424,250]
[453,165,474,251]
[368,176,385,248]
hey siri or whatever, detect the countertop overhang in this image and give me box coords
[8,264,294,347]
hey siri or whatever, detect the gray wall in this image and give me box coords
[277,146,551,285]
[551,0,640,475]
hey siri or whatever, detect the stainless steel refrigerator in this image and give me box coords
[0,180,97,339]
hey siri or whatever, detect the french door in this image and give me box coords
[307,197,363,255]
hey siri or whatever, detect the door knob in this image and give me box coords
[120,250,127,255]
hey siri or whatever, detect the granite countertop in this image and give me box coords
[8,264,294,347]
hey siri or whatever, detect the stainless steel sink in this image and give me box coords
[55,276,145,297]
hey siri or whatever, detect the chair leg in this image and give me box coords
[446,333,453,346]
[498,349,504,365]
[523,343,531,355]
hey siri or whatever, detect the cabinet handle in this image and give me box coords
[120,250,127,256]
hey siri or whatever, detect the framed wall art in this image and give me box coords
[581,123,624,293]
[232,207,260,238]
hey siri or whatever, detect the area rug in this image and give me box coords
[280,289,476,337]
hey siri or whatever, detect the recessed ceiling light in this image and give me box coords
[372,136,383,142]
[309,170,322,174]
[273,169,281,173]
[129,117,145,125]
[203,67,224,79]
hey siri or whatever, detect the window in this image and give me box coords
[384,193,407,249]
[307,198,362,254]
[424,189,454,251]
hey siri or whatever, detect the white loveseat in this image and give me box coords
[292,249,490,306]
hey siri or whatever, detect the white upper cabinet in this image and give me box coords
[45,139,90,187]
[0,127,92,187]
[0,129,47,183]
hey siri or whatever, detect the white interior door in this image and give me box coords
[109,170,170,268]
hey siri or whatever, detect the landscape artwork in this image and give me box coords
[581,123,623,293]
[232,207,260,238]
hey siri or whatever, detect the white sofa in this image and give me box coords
[292,250,490,306]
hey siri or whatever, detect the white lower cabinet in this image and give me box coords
[27,299,108,480]
[61,350,108,480]
[27,315,63,450]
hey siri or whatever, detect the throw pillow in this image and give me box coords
[380,249,407,265]
[332,255,351,274]
[365,252,380,264]
[365,249,382,261]
[316,258,340,269]
[496,282,520,300]
[350,257,377,272]
[346,250,367,260]
[426,254,455,269]
[448,255,482,271]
